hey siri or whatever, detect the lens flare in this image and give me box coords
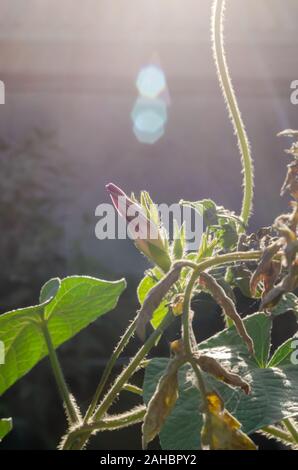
[136,65,166,99]
[131,97,167,144]
[132,63,169,145]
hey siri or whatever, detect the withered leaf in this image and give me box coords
[260,263,298,311]
[284,240,298,268]
[142,355,182,449]
[201,392,257,450]
[250,242,281,297]
[195,354,250,395]
[136,262,186,340]
[277,129,298,137]
[199,273,254,355]
[280,161,298,198]
[288,201,298,232]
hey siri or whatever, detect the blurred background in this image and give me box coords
[0,0,298,450]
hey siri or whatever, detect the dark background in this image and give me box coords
[0,0,298,450]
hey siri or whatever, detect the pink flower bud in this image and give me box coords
[105,183,133,221]
[106,182,152,234]
[106,182,171,272]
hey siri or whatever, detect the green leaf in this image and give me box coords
[137,275,168,329]
[143,313,298,450]
[210,221,238,250]
[39,277,61,303]
[172,221,185,260]
[225,265,255,299]
[0,418,12,442]
[270,293,298,317]
[180,199,218,226]
[147,242,171,273]
[181,199,243,231]
[248,314,272,368]
[204,313,272,368]
[181,200,243,255]
[268,335,298,367]
[197,233,218,260]
[140,191,160,226]
[0,276,126,396]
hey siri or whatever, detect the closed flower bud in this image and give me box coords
[106,183,171,272]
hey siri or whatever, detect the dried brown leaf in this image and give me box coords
[250,242,281,297]
[136,262,186,340]
[196,354,250,394]
[199,273,254,355]
[142,356,181,449]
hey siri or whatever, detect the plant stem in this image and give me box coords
[61,406,146,450]
[183,250,263,355]
[182,272,198,357]
[64,250,265,449]
[182,275,210,435]
[122,383,143,396]
[182,250,268,407]
[40,321,79,425]
[261,425,296,445]
[81,406,146,434]
[93,311,173,421]
[212,0,254,227]
[84,315,138,422]
[283,418,298,443]
[196,250,263,271]
[63,311,174,450]
[189,357,208,409]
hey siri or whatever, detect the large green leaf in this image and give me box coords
[143,313,298,450]
[0,276,126,396]
[203,312,272,368]
[0,417,12,442]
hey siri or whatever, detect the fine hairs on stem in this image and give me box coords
[211,0,254,227]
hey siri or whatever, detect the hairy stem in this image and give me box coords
[93,312,173,420]
[196,250,263,270]
[40,321,80,425]
[122,383,143,396]
[61,406,145,450]
[63,311,174,450]
[182,275,210,428]
[64,250,266,449]
[84,315,138,422]
[212,0,254,227]
[82,406,145,434]
[182,272,199,357]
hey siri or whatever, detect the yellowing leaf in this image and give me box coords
[201,392,257,450]
[142,345,186,449]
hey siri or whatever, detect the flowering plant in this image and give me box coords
[1,0,298,450]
